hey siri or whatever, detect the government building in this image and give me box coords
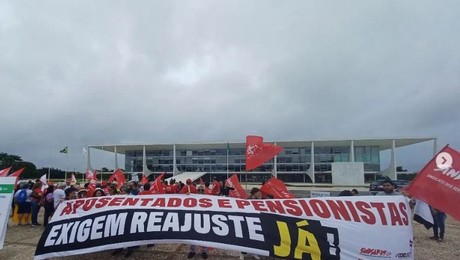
[87,137,436,185]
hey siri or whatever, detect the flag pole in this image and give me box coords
[226,142,229,179]
[245,171,248,190]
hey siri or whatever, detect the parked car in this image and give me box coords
[369,179,410,194]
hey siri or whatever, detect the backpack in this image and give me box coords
[16,189,27,203]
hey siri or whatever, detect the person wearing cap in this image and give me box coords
[180,179,196,195]
[77,189,89,199]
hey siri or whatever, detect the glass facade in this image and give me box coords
[124,144,381,183]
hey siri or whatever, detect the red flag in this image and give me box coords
[108,169,126,190]
[140,174,148,185]
[87,183,96,197]
[0,166,12,177]
[9,168,25,178]
[150,172,165,194]
[407,145,460,220]
[245,135,283,171]
[199,178,204,185]
[226,174,247,199]
[260,176,295,199]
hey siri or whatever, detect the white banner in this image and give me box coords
[35,194,414,259]
[0,177,16,250]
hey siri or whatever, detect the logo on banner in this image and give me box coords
[360,247,391,258]
[434,152,460,180]
[395,240,413,258]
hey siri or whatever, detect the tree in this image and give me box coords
[0,152,22,168]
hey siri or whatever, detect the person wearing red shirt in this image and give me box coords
[211,177,221,196]
[180,179,196,194]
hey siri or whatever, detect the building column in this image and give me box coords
[306,142,315,183]
[114,146,118,170]
[350,140,355,162]
[273,142,278,178]
[85,146,93,171]
[142,145,153,176]
[173,144,177,176]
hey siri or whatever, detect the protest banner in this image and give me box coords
[0,177,16,250]
[35,194,413,260]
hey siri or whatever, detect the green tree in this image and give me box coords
[0,152,22,168]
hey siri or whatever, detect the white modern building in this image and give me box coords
[86,137,436,185]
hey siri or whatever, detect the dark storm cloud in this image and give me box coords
[1,0,459,171]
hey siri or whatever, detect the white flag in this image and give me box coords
[39,174,47,185]
[414,199,434,229]
[71,173,77,185]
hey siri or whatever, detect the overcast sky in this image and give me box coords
[1,1,459,173]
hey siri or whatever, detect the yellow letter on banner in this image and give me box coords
[273,221,291,257]
[295,220,321,260]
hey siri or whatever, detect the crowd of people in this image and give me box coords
[11,177,446,259]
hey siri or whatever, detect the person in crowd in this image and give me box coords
[139,183,152,195]
[128,181,140,195]
[220,181,235,197]
[43,185,55,226]
[338,190,353,196]
[376,180,401,196]
[65,187,77,200]
[430,207,447,242]
[14,182,32,225]
[30,181,43,226]
[248,187,262,200]
[93,188,106,197]
[180,179,196,195]
[204,182,213,195]
[77,189,88,199]
[211,177,221,196]
[351,189,359,195]
[53,182,67,210]
[187,185,208,259]
[120,185,131,195]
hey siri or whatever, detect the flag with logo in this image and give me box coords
[0,167,12,177]
[406,145,460,220]
[108,169,126,190]
[60,146,68,153]
[245,136,283,171]
[226,174,247,199]
[150,172,165,194]
[260,176,295,199]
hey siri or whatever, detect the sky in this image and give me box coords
[1,1,459,173]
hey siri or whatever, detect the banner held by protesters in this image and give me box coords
[35,195,413,260]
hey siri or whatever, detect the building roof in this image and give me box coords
[88,137,435,155]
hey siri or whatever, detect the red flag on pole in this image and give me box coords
[150,172,165,194]
[225,174,247,199]
[0,166,12,177]
[245,135,283,171]
[108,169,126,190]
[260,176,295,199]
[406,145,460,220]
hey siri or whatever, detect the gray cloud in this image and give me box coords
[1,0,459,172]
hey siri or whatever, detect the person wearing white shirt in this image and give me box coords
[53,183,66,209]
